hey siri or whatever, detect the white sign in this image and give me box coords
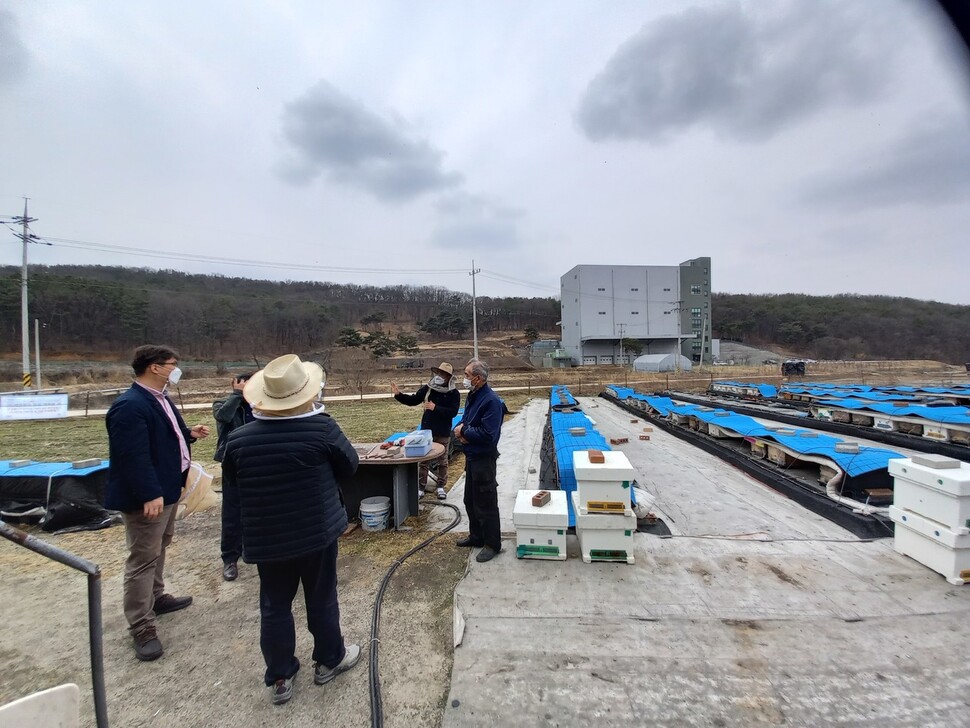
[0,394,69,420]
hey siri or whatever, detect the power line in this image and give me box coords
[36,235,469,275]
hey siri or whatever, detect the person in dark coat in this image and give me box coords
[391,361,460,499]
[453,358,505,563]
[212,372,253,581]
[105,344,210,661]
[221,354,361,706]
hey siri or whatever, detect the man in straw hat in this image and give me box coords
[221,354,361,705]
[390,361,460,499]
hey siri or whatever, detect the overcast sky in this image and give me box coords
[2,1,970,305]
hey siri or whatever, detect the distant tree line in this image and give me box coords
[713,293,970,363]
[7,267,960,364]
[0,265,559,359]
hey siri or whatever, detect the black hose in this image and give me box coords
[369,500,462,728]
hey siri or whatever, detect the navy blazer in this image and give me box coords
[105,383,194,512]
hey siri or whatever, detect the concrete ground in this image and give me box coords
[440,396,970,727]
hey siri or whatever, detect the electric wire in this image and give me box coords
[39,236,468,275]
[369,499,462,728]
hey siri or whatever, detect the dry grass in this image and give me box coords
[0,390,538,470]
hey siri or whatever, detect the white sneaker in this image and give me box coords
[314,644,362,685]
[436,487,447,500]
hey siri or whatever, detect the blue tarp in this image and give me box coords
[817,398,970,425]
[713,381,779,398]
[783,383,970,399]
[0,460,108,477]
[550,385,578,409]
[606,388,902,477]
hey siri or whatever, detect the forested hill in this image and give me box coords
[0,265,559,358]
[0,266,965,364]
[713,293,970,364]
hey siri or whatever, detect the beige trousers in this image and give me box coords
[121,504,177,635]
[420,435,452,490]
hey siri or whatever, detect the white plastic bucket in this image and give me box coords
[359,496,391,532]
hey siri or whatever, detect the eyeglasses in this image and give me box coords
[156,360,178,368]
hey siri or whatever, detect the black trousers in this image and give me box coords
[463,454,502,551]
[255,541,346,685]
[220,477,242,564]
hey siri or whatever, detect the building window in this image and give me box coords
[704,302,709,308]
[691,342,701,349]
[690,285,702,295]
[704,268,708,274]
[598,311,606,315]
[597,287,606,291]
[691,307,701,315]
[663,311,671,315]
[663,287,671,292]
[631,287,639,291]
[692,318,701,327]
[631,311,639,315]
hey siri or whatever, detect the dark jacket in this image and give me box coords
[221,412,358,564]
[105,384,194,512]
[458,383,503,459]
[212,390,252,462]
[394,385,461,437]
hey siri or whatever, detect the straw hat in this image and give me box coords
[432,362,454,378]
[243,354,325,411]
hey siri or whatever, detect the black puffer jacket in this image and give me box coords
[221,412,358,563]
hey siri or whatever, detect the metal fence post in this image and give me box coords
[0,520,109,727]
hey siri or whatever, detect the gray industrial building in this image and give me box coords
[559,257,713,366]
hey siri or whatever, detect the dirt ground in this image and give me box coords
[0,508,468,728]
[1,356,965,726]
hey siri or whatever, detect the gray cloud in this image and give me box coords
[432,192,524,250]
[279,81,462,201]
[802,115,970,209]
[0,10,29,87]
[577,1,898,143]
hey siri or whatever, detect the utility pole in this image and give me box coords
[617,322,626,367]
[13,199,37,389]
[469,260,480,360]
[34,319,42,389]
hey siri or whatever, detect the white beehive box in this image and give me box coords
[571,492,635,564]
[513,490,568,561]
[888,455,970,531]
[573,450,635,513]
[889,505,970,585]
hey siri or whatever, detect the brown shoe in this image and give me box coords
[154,593,193,615]
[134,625,163,661]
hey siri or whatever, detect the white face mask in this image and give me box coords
[167,366,183,385]
[431,375,446,386]
[462,377,473,389]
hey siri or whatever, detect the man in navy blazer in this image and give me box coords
[106,345,210,661]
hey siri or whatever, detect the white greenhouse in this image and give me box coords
[632,353,693,373]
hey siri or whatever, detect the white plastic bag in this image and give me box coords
[631,485,656,520]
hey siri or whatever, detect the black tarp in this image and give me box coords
[0,466,115,532]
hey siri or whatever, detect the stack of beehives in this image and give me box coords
[571,449,636,564]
